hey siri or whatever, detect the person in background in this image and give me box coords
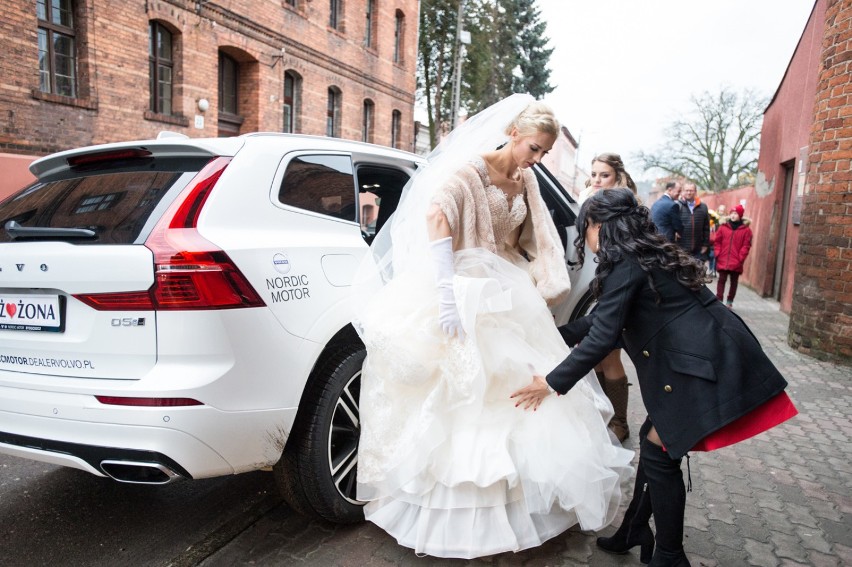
[677,182,710,264]
[580,152,638,202]
[511,188,797,567]
[707,212,719,277]
[713,204,753,308]
[577,152,637,442]
[650,181,683,243]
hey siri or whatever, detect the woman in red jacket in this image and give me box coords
[713,204,752,308]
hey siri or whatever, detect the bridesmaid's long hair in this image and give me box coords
[575,188,709,301]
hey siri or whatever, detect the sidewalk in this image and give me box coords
[200,283,852,566]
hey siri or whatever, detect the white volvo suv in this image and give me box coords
[0,133,595,523]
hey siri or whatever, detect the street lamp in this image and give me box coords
[451,1,470,131]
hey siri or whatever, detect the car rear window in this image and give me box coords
[0,157,208,244]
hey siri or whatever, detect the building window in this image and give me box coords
[391,109,401,149]
[329,0,342,30]
[284,0,296,6]
[218,52,242,136]
[393,10,404,64]
[362,99,374,143]
[218,53,238,115]
[327,87,341,138]
[149,22,173,115]
[37,0,77,97]
[365,0,376,48]
[283,71,301,133]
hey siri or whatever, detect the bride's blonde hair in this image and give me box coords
[506,101,560,138]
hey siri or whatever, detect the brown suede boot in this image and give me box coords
[603,376,630,442]
[595,369,607,389]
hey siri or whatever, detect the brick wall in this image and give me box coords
[788,0,852,362]
[0,0,418,193]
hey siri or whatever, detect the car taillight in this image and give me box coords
[74,156,266,311]
[95,396,203,407]
[67,148,153,168]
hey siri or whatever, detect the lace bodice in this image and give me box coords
[473,157,527,246]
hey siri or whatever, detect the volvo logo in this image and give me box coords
[0,263,51,272]
[272,252,292,274]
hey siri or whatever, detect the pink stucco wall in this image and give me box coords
[740,0,824,313]
[0,153,37,201]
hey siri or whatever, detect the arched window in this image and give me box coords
[327,87,342,138]
[37,0,77,97]
[393,10,404,64]
[391,109,401,149]
[362,99,374,143]
[149,22,174,115]
[283,71,301,133]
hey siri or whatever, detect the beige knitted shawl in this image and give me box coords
[431,160,572,306]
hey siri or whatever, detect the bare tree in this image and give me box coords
[638,88,766,191]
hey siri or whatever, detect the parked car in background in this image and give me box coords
[0,133,594,523]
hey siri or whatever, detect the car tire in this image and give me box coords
[570,289,597,322]
[274,345,365,524]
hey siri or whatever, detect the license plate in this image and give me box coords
[0,294,65,332]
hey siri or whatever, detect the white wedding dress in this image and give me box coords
[356,158,634,559]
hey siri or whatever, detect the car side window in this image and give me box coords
[355,165,410,244]
[279,154,356,221]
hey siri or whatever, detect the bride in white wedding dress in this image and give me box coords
[353,94,633,559]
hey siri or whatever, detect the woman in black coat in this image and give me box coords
[512,188,796,566]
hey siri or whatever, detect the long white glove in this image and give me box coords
[429,237,465,340]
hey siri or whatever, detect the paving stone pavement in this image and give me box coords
[199,283,852,567]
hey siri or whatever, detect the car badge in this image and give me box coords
[273,252,291,274]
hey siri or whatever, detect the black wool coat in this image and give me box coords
[678,200,711,256]
[547,256,788,459]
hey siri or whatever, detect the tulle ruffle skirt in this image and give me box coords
[356,249,633,558]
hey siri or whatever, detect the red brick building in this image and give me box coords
[0,0,419,197]
[788,0,852,362]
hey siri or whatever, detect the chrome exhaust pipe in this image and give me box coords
[100,460,182,484]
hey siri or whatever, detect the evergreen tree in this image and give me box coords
[418,0,460,149]
[509,0,554,99]
[417,0,555,149]
[462,0,554,114]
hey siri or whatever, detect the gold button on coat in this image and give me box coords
[664,385,673,392]
[642,350,650,358]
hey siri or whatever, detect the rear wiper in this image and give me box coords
[4,220,96,239]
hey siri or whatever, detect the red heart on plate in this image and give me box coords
[6,303,17,317]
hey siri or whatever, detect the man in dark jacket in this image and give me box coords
[650,181,684,242]
[678,182,710,260]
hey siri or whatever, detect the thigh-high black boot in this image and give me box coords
[596,419,655,564]
[641,435,691,567]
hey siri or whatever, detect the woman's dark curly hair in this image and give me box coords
[575,188,709,301]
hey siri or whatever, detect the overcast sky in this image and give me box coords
[536,0,817,181]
